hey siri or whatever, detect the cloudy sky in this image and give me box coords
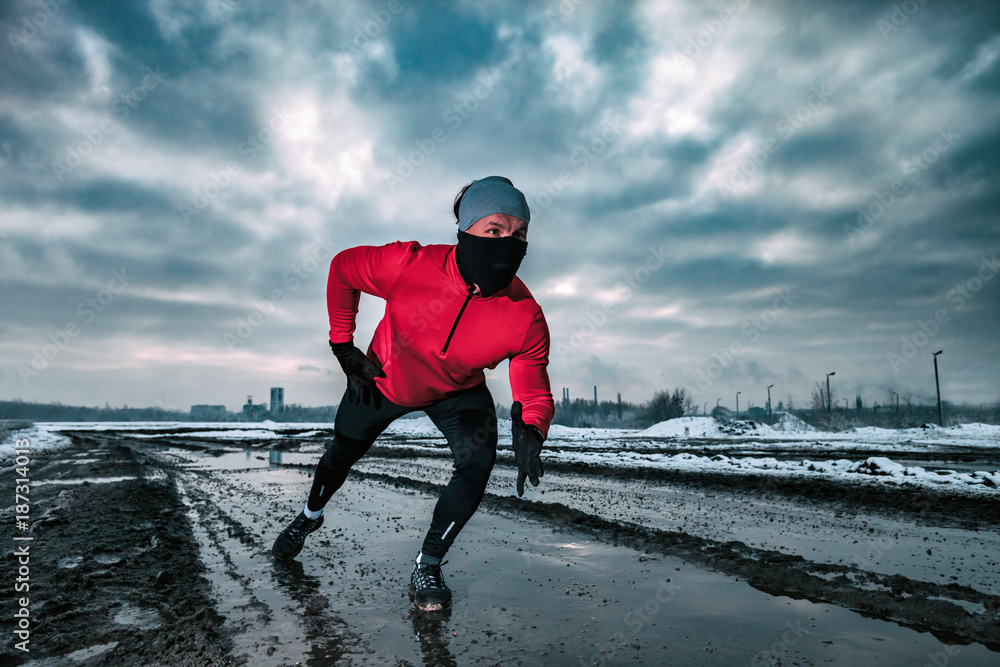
[2,0,998,415]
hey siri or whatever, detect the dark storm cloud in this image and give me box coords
[0,0,997,410]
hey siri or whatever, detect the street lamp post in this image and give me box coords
[933,350,944,427]
[825,372,836,414]
[736,391,741,420]
[767,384,774,425]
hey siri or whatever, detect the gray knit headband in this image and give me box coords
[457,176,531,232]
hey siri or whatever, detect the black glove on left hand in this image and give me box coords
[511,401,544,497]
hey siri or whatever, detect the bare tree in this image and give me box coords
[810,382,828,413]
[647,388,692,422]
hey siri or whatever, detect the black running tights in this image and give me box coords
[305,381,498,559]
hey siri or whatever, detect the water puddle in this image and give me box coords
[33,476,138,486]
[173,458,1000,665]
[353,456,1000,596]
[58,555,84,569]
[21,641,119,666]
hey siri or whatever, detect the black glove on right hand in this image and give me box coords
[511,401,544,497]
[330,341,386,409]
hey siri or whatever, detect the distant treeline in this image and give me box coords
[2,391,997,430]
[0,400,337,423]
[0,390,693,428]
[797,403,1000,430]
[0,401,189,422]
[549,388,692,429]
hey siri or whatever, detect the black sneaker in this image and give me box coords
[409,560,452,611]
[271,511,324,559]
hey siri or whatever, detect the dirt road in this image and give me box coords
[2,430,999,666]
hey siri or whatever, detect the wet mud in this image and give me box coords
[2,430,998,666]
[0,438,234,666]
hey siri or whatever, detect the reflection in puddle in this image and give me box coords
[160,446,316,470]
[410,608,457,667]
[269,559,364,665]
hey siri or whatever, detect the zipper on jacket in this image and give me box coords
[442,284,476,354]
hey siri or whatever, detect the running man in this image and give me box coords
[272,176,554,612]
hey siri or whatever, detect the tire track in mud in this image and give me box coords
[103,435,1000,655]
[154,460,371,665]
[341,467,1000,650]
[73,436,371,665]
[0,435,236,667]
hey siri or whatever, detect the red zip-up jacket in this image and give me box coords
[327,240,555,439]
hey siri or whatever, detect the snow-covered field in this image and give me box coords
[5,415,999,493]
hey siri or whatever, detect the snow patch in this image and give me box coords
[642,417,724,437]
[383,415,440,437]
[1,424,74,467]
[770,412,817,432]
[543,450,1000,492]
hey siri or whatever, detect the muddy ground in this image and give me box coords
[2,429,999,666]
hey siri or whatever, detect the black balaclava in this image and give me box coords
[454,176,531,297]
[455,231,528,297]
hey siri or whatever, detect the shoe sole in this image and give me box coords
[408,586,449,611]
